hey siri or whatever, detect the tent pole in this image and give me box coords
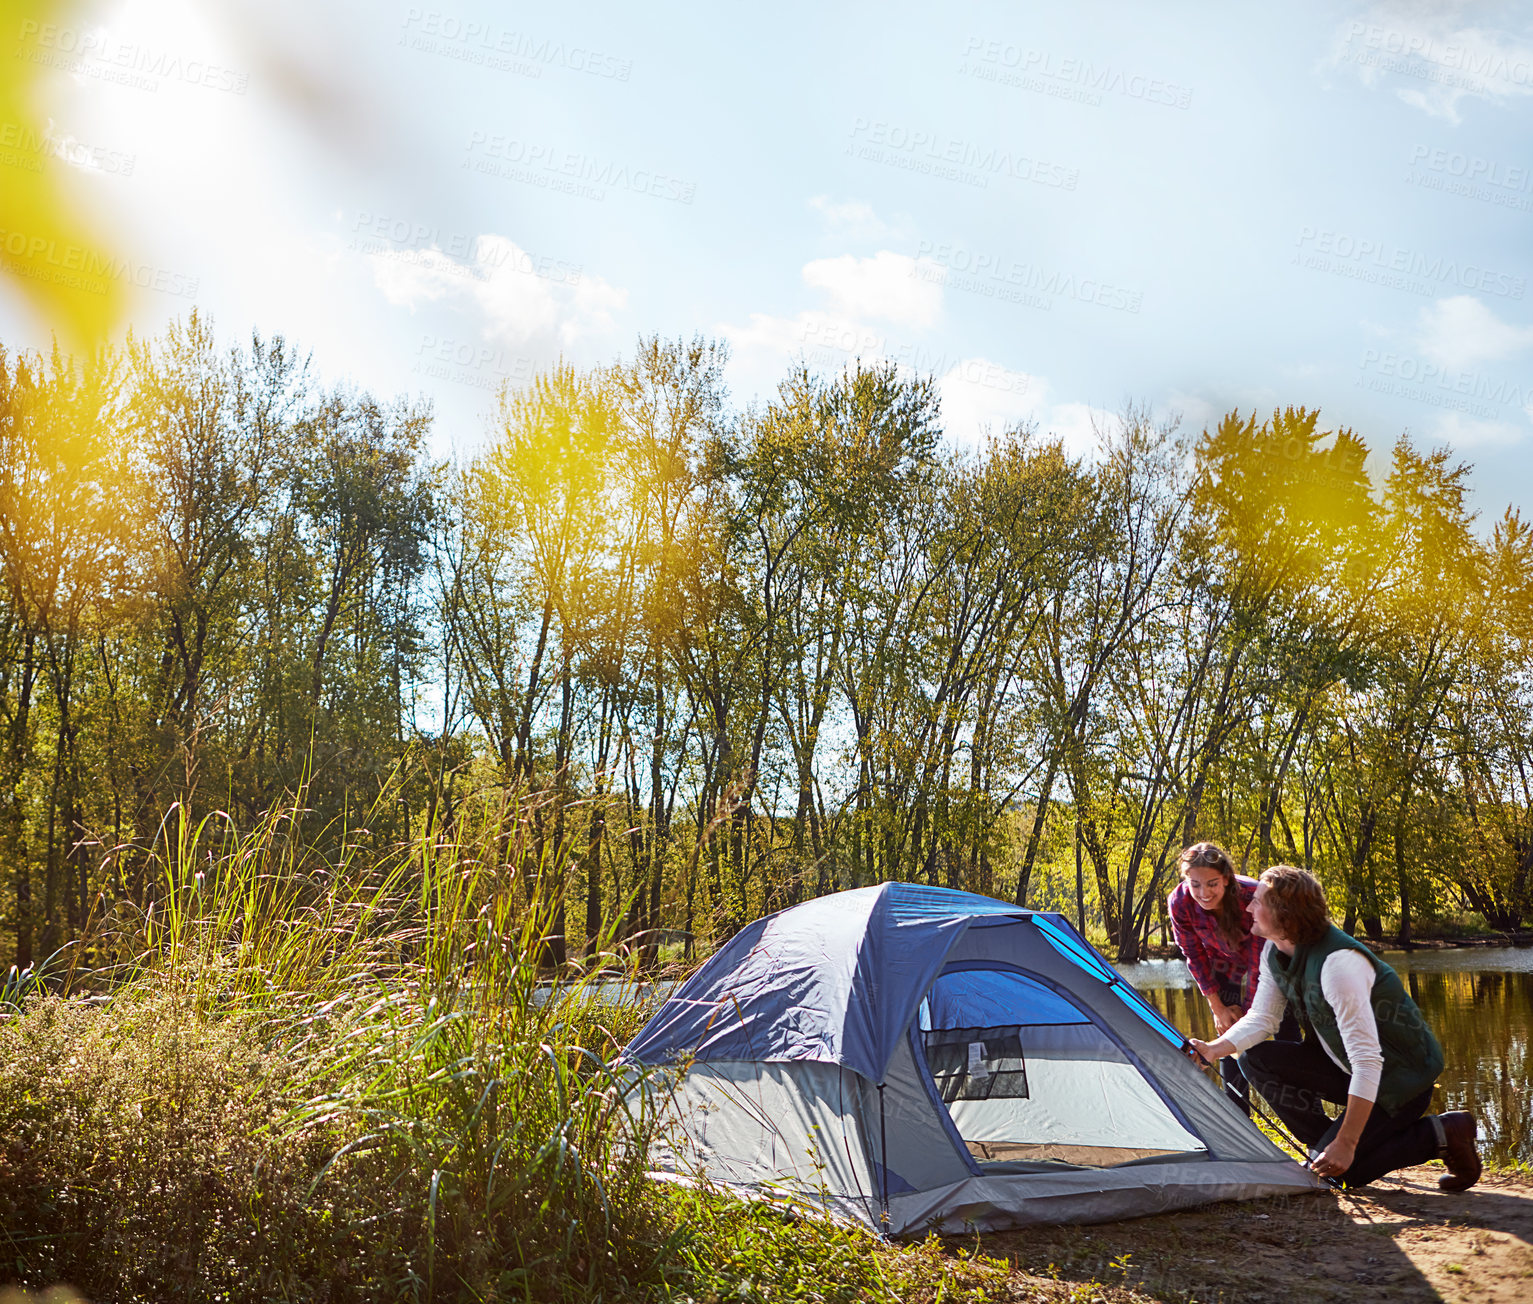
[878,1083,889,1233]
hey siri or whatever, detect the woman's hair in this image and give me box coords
[1258,865,1331,946]
[1179,842,1246,950]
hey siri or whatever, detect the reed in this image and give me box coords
[0,784,1005,1302]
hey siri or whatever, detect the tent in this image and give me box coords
[622,882,1322,1235]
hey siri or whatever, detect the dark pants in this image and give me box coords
[1241,1036,1440,1187]
[1215,983,1300,1116]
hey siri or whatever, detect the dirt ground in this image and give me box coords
[966,1165,1533,1303]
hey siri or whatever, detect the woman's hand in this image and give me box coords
[1210,1001,1242,1036]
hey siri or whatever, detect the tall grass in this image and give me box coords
[1,788,673,1302]
[0,789,1009,1302]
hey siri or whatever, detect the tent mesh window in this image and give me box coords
[924,1025,1028,1104]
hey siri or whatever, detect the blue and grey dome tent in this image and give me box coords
[622,882,1322,1235]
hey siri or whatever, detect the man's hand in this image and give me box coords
[1189,1037,1227,1065]
[1311,1135,1357,1180]
[1310,1096,1373,1181]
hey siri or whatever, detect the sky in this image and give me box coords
[4,0,1533,520]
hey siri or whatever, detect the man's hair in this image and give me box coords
[1259,865,1331,946]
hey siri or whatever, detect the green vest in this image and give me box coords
[1264,925,1443,1113]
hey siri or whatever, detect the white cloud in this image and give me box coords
[370,246,464,306]
[718,307,882,392]
[566,274,628,344]
[807,195,913,245]
[468,240,563,344]
[1328,3,1533,121]
[1427,411,1527,449]
[367,233,625,349]
[1166,390,1218,431]
[937,359,1047,448]
[801,251,945,328]
[719,248,948,395]
[1414,295,1533,371]
[1047,402,1117,459]
[719,306,981,407]
[719,257,1110,460]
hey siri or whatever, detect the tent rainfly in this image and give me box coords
[622,882,1324,1235]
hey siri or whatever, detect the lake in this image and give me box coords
[1120,948,1533,1167]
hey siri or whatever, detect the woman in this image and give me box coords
[1167,842,1267,1112]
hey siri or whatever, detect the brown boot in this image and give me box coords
[1437,1112,1481,1192]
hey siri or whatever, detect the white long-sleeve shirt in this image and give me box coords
[1222,940,1384,1103]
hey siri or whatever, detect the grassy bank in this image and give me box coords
[0,800,1013,1303]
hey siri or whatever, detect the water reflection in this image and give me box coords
[1123,949,1533,1165]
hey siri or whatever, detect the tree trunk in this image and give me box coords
[1394,777,1416,946]
[4,629,37,969]
[1074,812,1086,934]
[1015,751,1059,907]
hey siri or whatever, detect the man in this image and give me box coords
[1190,865,1480,1191]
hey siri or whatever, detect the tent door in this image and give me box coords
[917,965,1206,1171]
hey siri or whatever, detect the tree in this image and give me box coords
[0,344,128,964]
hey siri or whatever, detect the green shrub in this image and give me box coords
[0,984,402,1301]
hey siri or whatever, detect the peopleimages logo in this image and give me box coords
[1294,228,1525,300]
[16,20,250,94]
[1249,436,1367,489]
[462,134,696,204]
[348,213,583,285]
[1409,145,1533,192]
[1357,349,1528,420]
[0,228,198,298]
[400,10,633,81]
[796,324,1033,397]
[1404,145,1533,214]
[847,119,1079,190]
[0,121,136,176]
[958,38,1193,109]
[414,335,537,392]
[914,241,1143,314]
[1340,20,1533,91]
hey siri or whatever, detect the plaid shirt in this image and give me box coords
[1168,875,1263,1003]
